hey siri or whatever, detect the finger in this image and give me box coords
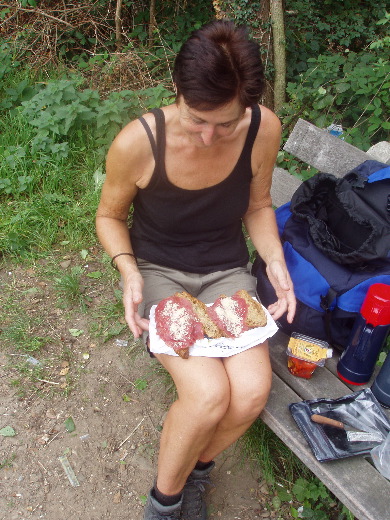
[286,294,297,324]
[135,315,150,332]
[268,299,287,321]
[125,312,142,338]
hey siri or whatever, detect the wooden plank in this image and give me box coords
[261,373,390,520]
[271,167,303,207]
[283,119,374,176]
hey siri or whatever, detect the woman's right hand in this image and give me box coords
[122,271,150,339]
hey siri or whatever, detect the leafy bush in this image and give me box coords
[285,0,388,78]
[4,76,173,169]
[279,50,390,151]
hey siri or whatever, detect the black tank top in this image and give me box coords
[130,105,261,274]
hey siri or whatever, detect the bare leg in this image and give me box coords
[154,354,231,495]
[199,342,271,463]
[153,343,271,495]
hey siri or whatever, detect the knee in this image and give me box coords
[234,379,271,423]
[187,380,230,425]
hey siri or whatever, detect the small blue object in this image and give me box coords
[327,123,343,137]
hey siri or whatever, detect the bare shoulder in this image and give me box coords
[251,105,281,173]
[258,105,282,141]
[106,114,155,186]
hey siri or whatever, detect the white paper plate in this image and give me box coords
[148,299,278,357]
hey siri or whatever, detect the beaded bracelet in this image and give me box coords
[111,252,137,271]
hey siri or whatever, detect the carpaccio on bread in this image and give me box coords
[154,289,267,358]
[208,289,267,338]
[154,294,204,359]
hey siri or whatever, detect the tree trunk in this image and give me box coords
[270,0,286,112]
[115,0,123,49]
[254,0,274,109]
[148,0,156,47]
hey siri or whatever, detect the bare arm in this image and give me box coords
[96,119,152,338]
[243,107,296,323]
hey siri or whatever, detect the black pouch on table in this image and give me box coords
[289,388,390,462]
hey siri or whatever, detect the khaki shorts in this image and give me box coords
[136,258,257,321]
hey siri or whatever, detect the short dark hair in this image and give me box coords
[173,19,265,110]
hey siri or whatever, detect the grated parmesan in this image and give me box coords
[160,300,192,341]
[214,297,244,337]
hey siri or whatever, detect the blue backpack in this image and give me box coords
[254,160,390,351]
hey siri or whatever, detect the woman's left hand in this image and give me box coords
[266,259,296,324]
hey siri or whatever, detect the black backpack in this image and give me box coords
[253,160,390,351]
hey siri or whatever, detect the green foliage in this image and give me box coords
[274,477,352,520]
[0,42,21,85]
[15,76,173,165]
[219,0,262,28]
[285,0,388,78]
[279,49,390,151]
[370,12,390,50]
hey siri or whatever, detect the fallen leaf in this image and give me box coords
[64,417,76,433]
[113,491,121,504]
[0,426,16,437]
[86,271,103,279]
[69,329,83,337]
[59,367,70,376]
[60,260,71,269]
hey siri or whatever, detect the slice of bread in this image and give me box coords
[176,291,224,339]
[234,290,267,328]
[176,347,189,359]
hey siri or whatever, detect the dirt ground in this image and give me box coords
[0,251,281,520]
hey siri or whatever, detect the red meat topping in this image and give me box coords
[155,295,204,351]
[208,294,249,338]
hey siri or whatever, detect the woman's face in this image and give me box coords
[177,97,246,148]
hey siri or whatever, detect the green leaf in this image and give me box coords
[335,82,350,93]
[135,379,148,391]
[292,478,309,502]
[69,329,84,337]
[80,249,88,260]
[64,416,76,432]
[86,271,103,279]
[272,496,282,509]
[0,426,16,437]
[277,487,291,502]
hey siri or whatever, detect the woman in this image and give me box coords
[96,19,296,520]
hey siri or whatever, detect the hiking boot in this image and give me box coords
[180,462,215,520]
[143,490,182,520]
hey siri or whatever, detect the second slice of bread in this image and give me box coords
[234,289,267,328]
[176,291,225,339]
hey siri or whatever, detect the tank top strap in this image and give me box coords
[138,117,157,159]
[242,104,261,157]
[138,108,166,184]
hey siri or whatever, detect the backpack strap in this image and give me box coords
[320,287,338,347]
